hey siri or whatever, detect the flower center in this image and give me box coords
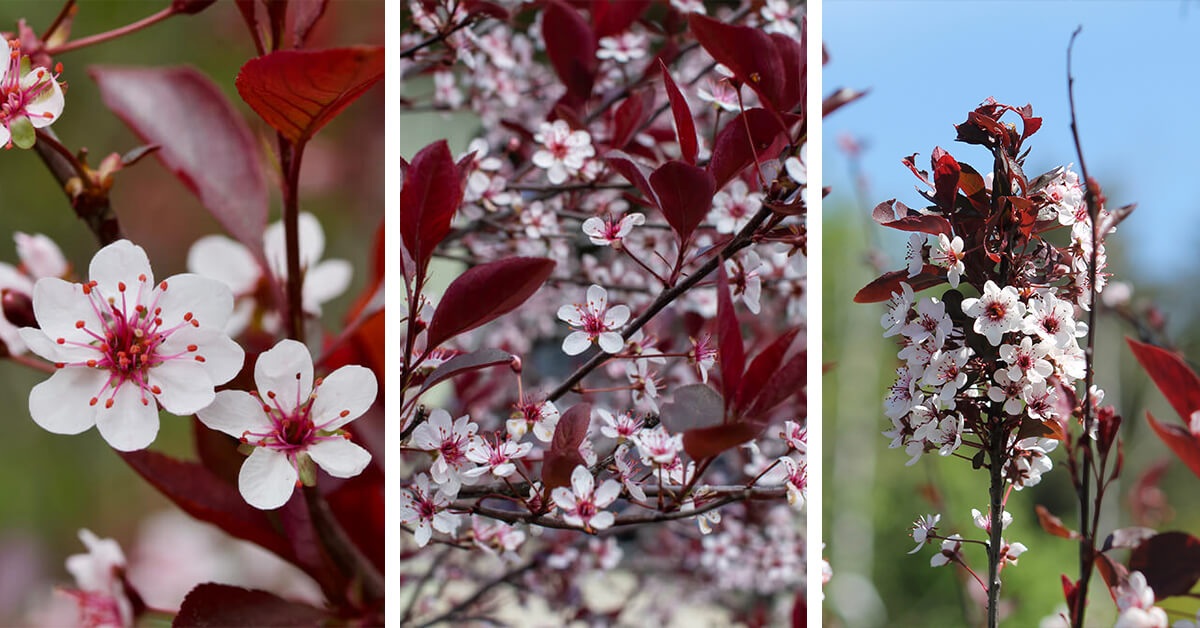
[985,301,1006,321]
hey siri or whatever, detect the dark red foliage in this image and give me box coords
[542,403,592,490]
[174,584,330,627]
[425,257,556,350]
[400,140,466,277]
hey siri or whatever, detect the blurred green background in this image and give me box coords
[0,1,382,623]
[823,159,1200,627]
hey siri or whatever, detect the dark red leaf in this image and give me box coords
[175,584,330,627]
[192,419,244,486]
[118,451,294,562]
[1035,505,1080,540]
[542,403,592,489]
[327,472,384,573]
[931,147,960,212]
[236,46,384,146]
[688,13,784,112]
[291,0,330,49]
[426,257,556,349]
[660,60,698,164]
[660,384,723,434]
[1144,411,1200,480]
[708,108,789,190]
[768,32,804,112]
[1127,338,1200,423]
[745,350,806,419]
[716,264,744,406]
[610,91,648,150]
[736,328,799,412]
[792,591,805,628]
[542,1,597,103]
[605,150,657,205]
[234,0,264,53]
[416,349,515,399]
[591,0,649,38]
[91,66,268,259]
[683,420,765,461]
[823,87,868,117]
[871,200,952,237]
[1128,531,1200,599]
[400,140,464,276]
[853,265,946,303]
[648,161,714,245]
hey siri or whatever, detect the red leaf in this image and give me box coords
[327,471,385,573]
[291,0,330,49]
[542,1,597,103]
[605,150,657,205]
[688,13,785,112]
[591,0,649,38]
[426,257,556,350]
[610,91,648,150]
[91,66,268,259]
[1127,338,1200,423]
[871,200,952,237]
[236,46,383,146]
[1128,531,1200,599]
[649,160,715,245]
[931,147,961,212]
[416,349,515,399]
[400,140,465,276]
[175,584,330,627]
[736,328,799,412]
[660,60,698,164]
[708,108,789,190]
[769,32,804,113]
[716,264,744,406]
[660,383,724,434]
[118,451,294,563]
[853,265,946,303]
[683,420,765,461]
[1035,505,1081,540]
[542,403,592,489]
[1144,411,1200,480]
[745,350,806,419]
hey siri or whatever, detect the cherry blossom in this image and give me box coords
[597,407,642,441]
[1114,572,1168,628]
[929,234,965,288]
[61,529,133,628]
[532,120,594,185]
[557,284,630,355]
[21,239,244,451]
[399,474,460,548]
[779,456,806,508]
[596,32,647,64]
[581,212,644,248]
[631,425,682,466]
[961,280,1026,346]
[930,534,963,567]
[196,339,376,509]
[409,408,481,496]
[709,180,762,234]
[552,465,621,531]
[464,436,532,478]
[1,40,65,150]
[689,334,717,383]
[909,513,940,554]
[759,0,801,38]
[999,336,1054,384]
[507,397,559,442]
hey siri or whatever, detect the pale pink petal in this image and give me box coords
[597,332,624,354]
[593,479,621,508]
[586,285,608,312]
[197,390,271,438]
[302,259,352,314]
[30,277,101,350]
[551,486,577,511]
[604,304,630,327]
[307,438,371,478]
[147,360,215,415]
[311,365,377,430]
[239,447,298,510]
[22,69,64,127]
[88,240,153,299]
[186,235,261,295]
[155,273,235,331]
[570,465,594,498]
[254,339,314,413]
[557,304,584,325]
[562,331,592,355]
[94,384,160,451]
[28,367,103,434]
[589,511,614,530]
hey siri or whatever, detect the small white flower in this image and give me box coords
[970,508,1013,533]
[197,339,376,510]
[557,284,630,355]
[909,513,941,554]
[409,409,481,497]
[930,534,963,567]
[881,282,915,337]
[1114,572,1168,628]
[398,474,459,547]
[581,213,644,248]
[631,425,682,466]
[597,408,642,441]
[532,120,595,184]
[904,233,925,279]
[709,180,762,234]
[63,529,132,627]
[0,42,66,149]
[596,32,647,64]
[464,437,532,478]
[987,368,1027,416]
[930,234,965,288]
[507,398,559,442]
[961,280,1026,346]
[551,465,621,531]
[999,336,1054,384]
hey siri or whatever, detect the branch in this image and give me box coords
[32,128,121,245]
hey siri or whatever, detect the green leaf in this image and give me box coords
[9,116,35,149]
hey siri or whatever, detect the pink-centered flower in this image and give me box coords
[557,284,630,355]
[21,240,244,451]
[597,407,642,441]
[197,339,376,510]
[1,40,65,149]
[464,436,532,478]
[1114,572,1168,628]
[999,336,1054,384]
[631,425,682,466]
[909,513,940,554]
[61,529,133,628]
[551,465,621,531]
[532,120,594,185]
[689,333,718,383]
[709,180,762,235]
[507,397,559,442]
[581,212,644,248]
[0,232,68,355]
[961,280,1026,346]
[410,409,481,496]
[596,32,647,64]
[930,234,965,288]
[399,474,460,548]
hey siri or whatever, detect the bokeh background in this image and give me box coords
[823,2,1200,626]
[0,1,382,623]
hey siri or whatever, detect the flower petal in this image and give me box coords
[254,339,314,413]
[155,273,235,331]
[570,465,593,498]
[22,69,64,127]
[186,235,261,295]
[589,511,614,530]
[30,278,102,353]
[307,438,371,478]
[562,331,592,355]
[148,359,215,416]
[238,447,297,510]
[95,384,160,451]
[603,304,630,328]
[597,332,624,354]
[302,259,352,314]
[586,285,608,313]
[197,390,270,439]
[88,240,153,300]
[28,367,104,434]
[311,365,377,430]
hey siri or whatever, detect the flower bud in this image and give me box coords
[2,289,36,328]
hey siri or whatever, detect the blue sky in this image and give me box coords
[823,1,1200,280]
